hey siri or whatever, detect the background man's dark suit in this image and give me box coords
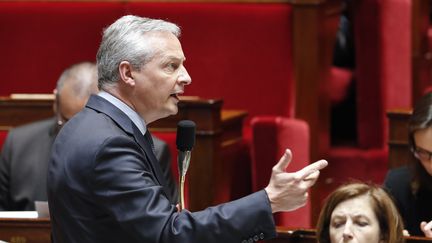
[47,95,276,243]
[0,118,56,210]
[0,117,177,211]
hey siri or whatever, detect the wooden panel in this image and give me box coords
[0,218,50,243]
[264,227,432,242]
[291,0,343,224]
[0,97,53,129]
[0,96,247,211]
[387,109,412,169]
[1,223,432,243]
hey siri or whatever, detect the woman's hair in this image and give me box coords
[408,92,432,192]
[316,182,405,243]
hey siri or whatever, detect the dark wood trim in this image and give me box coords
[0,96,247,211]
[387,109,412,169]
[291,0,343,225]
[265,227,432,242]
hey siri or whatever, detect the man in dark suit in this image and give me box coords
[0,62,177,211]
[47,15,328,243]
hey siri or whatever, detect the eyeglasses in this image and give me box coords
[411,147,432,161]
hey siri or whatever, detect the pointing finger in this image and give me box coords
[273,149,292,172]
[295,160,328,180]
[303,170,320,181]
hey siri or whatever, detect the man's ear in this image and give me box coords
[119,61,135,87]
[52,89,58,114]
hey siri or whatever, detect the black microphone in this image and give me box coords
[176,120,196,152]
[176,120,196,210]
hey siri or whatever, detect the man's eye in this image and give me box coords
[167,63,179,70]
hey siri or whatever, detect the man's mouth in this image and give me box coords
[170,91,184,100]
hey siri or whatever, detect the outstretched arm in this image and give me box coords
[265,149,328,213]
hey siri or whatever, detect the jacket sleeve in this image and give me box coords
[91,135,276,243]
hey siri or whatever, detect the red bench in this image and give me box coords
[0,0,342,226]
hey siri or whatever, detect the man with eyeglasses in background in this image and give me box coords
[384,92,432,238]
[0,62,178,211]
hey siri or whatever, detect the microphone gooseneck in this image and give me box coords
[176,120,196,211]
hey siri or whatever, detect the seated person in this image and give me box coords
[384,92,432,238]
[0,62,177,211]
[317,182,405,243]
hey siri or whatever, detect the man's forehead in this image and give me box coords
[150,44,185,62]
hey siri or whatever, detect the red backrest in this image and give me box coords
[0,2,294,122]
[0,129,8,150]
[251,116,310,227]
[0,2,125,95]
[128,3,295,120]
[353,0,412,148]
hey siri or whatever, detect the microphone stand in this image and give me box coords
[178,150,191,211]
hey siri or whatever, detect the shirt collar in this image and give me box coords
[98,91,147,135]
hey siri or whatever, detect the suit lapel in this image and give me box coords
[131,124,170,191]
[86,95,172,200]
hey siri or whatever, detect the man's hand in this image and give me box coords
[264,149,328,213]
[420,221,432,238]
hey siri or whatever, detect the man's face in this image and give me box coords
[131,32,191,124]
[56,80,91,125]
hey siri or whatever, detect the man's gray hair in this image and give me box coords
[96,15,181,90]
[56,62,98,99]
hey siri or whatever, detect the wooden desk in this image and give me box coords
[2,222,432,243]
[265,227,432,243]
[0,218,50,243]
[387,109,412,168]
[0,96,247,211]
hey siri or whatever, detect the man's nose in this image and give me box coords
[178,66,192,85]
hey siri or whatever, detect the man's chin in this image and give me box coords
[166,106,179,117]
[153,105,178,122]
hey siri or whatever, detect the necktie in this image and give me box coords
[144,131,156,155]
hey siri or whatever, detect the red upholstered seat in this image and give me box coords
[127,3,294,121]
[0,1,295,206]
[322,0,412,197]
[0,2,294,123]
[354,0,411,148]
[250,116,310,227]
[329,67,353,105]
[0,129,8,150]
[0,2,125,95]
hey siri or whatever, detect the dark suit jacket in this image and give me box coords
[47,95,276,243]
[0,118,56,211]
[0,116,176,211]
[384,166,432,236]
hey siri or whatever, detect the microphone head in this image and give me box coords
[176,120,196,151]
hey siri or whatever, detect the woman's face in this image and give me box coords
[413,126,432,176]
[329,195,382,243]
